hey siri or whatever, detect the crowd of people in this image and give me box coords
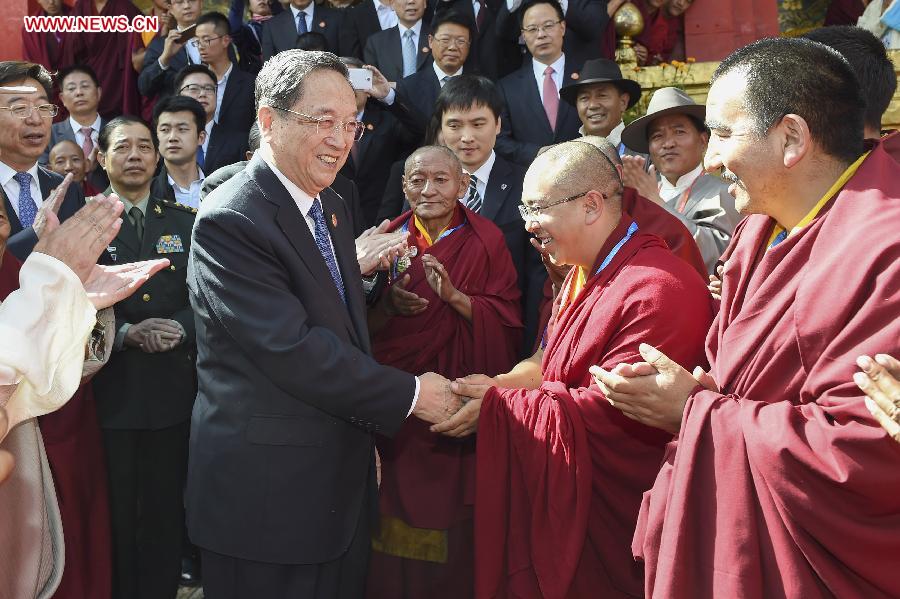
[2,0,899,598]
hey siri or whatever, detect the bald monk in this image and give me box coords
[366,146,522,598]
[593,38,900,598]
[48,140,102,197]
[435,140,713,598]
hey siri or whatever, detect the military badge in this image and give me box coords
[156,234,185,254]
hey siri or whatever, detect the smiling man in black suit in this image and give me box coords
[262,0,342,58]
[187,50,461,599]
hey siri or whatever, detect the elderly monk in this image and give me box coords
[366,145,522,599]
[436,140,713,599]
[593,37,900,598]
[48,140,101,197]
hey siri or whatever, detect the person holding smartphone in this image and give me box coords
[139,0,205,100]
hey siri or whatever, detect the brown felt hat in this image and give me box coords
[559,59,642,109]
[620,87,707,154]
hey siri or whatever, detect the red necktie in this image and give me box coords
[80,127,94,161]
[542,66,559,132]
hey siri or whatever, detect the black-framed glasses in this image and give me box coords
[272,106,365,141]
[0,103,58,119]
[522,20,561,35]
[179,83,217,95]
[518,190,589,221]
[190,35,226,48]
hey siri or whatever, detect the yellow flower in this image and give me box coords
[686,57,696,63]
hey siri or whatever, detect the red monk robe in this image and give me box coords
[533,187,706,351]
[476,216,713,599]
[0,251,113,599]
[633,132,900,598]
[368,204,522,599]
[68,0,143,118]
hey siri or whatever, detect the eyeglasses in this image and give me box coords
[272,106,365,141]
[179,84,217,95]
[190,35,226,48]
[432,36,470,48]
[0,103,59,119]
[518,190,589,221]
[522,20,561,35]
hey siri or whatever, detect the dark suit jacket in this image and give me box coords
[93,194,197,429]
[390,65,442,143]
[219,66,256,134]
[2,165,86,261]
[261,4,342,58]
[433,0,520,79]
[339,0,383,59]
[340,101,416,227]
[363,23,432,83]
[185,154,415,563]
[495,57,583,166]
[138,37,192,99]
[205,123,249,176]
[39,118,110,192]
[150,163,178,203]
[495,0,606,67]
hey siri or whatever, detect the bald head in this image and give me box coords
[404,145,463,177]
[527,141,622,213]
[47,139,87,183]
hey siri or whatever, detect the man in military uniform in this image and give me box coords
[91,116,198,599]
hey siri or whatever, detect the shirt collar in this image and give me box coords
[398,20,423,37]
[532,53,565,81]
[374,0,392,10]
[205,120,215,136]
[69,114,101,136]
[166,167,205,189]
[0,160,40,188]
[290,3,314,19]
[433,60,463,82]
[659,163,703,194]
[217,63,233,86]
[467,150,495,184]
[111,187,151,215]
[263,155,316,217]
[576,120,625,146]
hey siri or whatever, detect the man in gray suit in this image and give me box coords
[363,0,431,82]
[621,87,741,272]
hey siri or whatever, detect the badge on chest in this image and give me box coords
[156,234,185,254]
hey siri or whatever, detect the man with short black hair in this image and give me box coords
[594,37,900,598]
[803,25,897,140]
[152,95,208,208]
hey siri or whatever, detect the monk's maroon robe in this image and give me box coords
[368,205,522,599]
[634,132,900,598]
[475,217,714,599]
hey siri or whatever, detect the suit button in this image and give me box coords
[142,293,151,302]
[169,265,176,271]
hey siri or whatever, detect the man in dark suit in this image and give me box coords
[39,64,109,192]
[495,0,583,166]
[196,11,257,134]
[0,62,85,261]
[91,116,198,599]
[175,65,248,175]
[433,0,521,79]
[262,0,342,58]
[227,0,284,73]
[339,0,399,59]
[436,75,546,352]
[138,0,203,99]
[151,96,208,208]
[187,50,457,599]
[364,0,431,83]
[495,0,606,67]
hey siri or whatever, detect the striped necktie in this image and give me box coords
[465,174,482,212]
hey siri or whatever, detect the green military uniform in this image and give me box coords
[92,191,198,599]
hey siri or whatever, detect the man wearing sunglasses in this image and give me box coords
[0,62,85,261]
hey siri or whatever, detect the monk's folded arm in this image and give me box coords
[495,348,543,391]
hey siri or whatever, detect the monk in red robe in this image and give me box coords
[67,0,143,118]
[435,140,713,598]
[365,146,523,599]
[594,38,900,598]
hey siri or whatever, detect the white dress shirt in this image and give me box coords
[290,3,315,33]
[433,61,463,86]
[0,161,43,222]
[398,19,423,54]
[168,167,205,209]
[214,63,233,125]
[463,150,496,202]
[182,24,202,64]
[507,0,567,14]
[532,54,565,105]
[658,163,704,204]
[577,121,626,151]
[202,119,214,156]
[69,114,101,152]
[263,154,421,414]
[374,0,398,30]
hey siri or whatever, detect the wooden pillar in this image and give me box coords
[683,0,780,62]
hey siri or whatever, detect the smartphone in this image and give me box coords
[176,24,197,45]
[348,68,373,92]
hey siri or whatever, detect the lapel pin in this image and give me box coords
[154,204,162,214]
[366,123,374,130]
[501,183,508,190]
[422,47,430,53]
[571,72,580,80]
[332,213,338,227]
[319,21,326,28]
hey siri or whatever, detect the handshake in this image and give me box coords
[412,372,498,438]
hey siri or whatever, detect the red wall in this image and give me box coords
[684,0,781,62]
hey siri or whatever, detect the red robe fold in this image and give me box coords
[0,250,112,599]
[634,132,900,598]
[635,1,681,64]
[475,216,714,599]
[68,0,142,118]
[368,206,523,599]
[533,189,707,351]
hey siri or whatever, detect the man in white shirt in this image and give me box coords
[338,0,398,59]
[621,86,741,272]
[363,0,431,83]
[152,95,207,208]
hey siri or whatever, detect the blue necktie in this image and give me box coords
[402,29,417,78]
[309,198,346,304]
[197,144,205,170]
[297,11,308,34]
[14,172,38,228]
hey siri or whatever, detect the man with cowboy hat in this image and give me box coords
[559,58,643,156]
[620,86,740,272]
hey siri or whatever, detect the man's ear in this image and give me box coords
[458,171,470,198]
[97,150,107,171]
[583,189,604,225]
[780,113,811,169]
[198,129,207,147]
